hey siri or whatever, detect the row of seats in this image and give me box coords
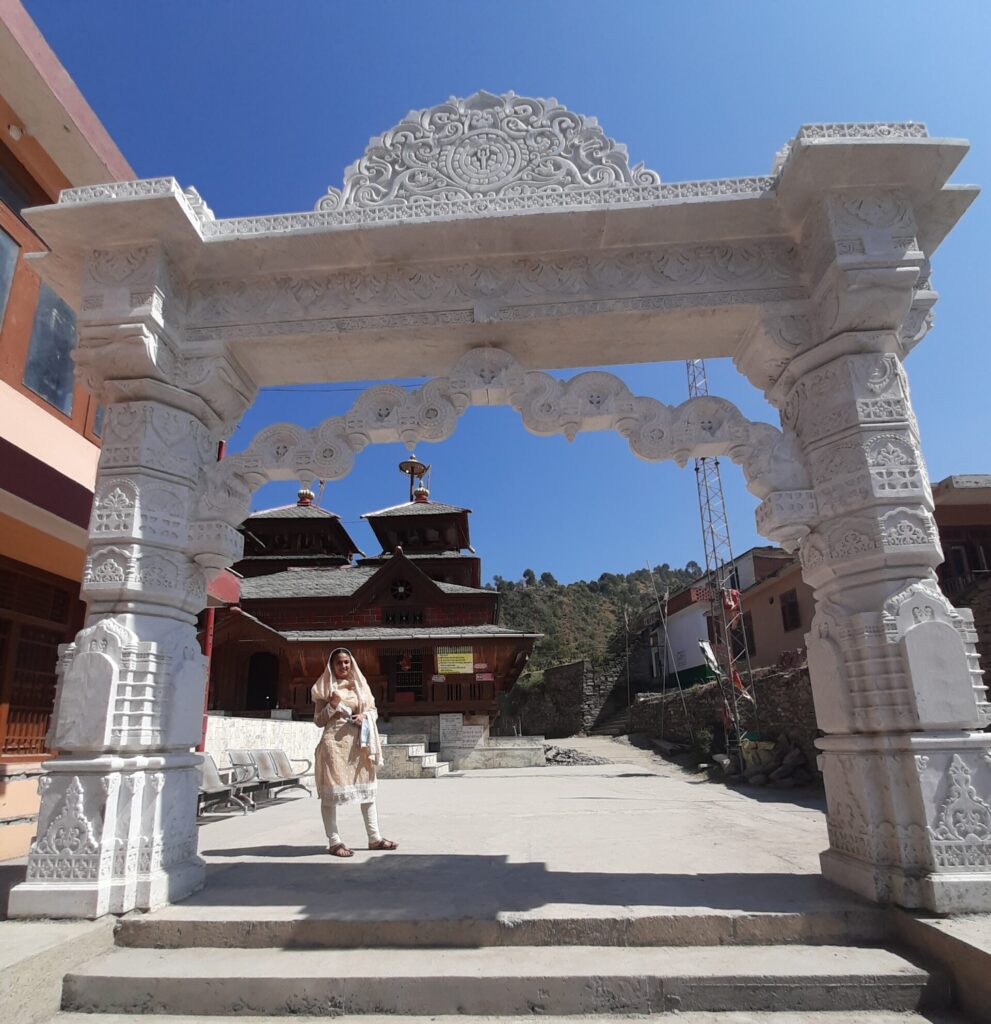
[198,748,312,816]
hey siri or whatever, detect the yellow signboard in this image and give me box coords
[436,648,474,674]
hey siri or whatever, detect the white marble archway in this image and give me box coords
[8,93,989,918]
[209,346,812,552]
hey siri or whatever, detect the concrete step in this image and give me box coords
[382,741,424,756]
[116,908,889,950]
[48,1013,972,1024]
[379,742,451,780]
[381,733,430,747]
[590,714,632,737]
[62,944,945,1016]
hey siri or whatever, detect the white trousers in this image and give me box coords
[321,800,381,847]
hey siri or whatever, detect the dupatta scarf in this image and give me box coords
[311,647,384,766]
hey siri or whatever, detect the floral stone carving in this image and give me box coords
[315,91,660,213]
[200,347,814,560]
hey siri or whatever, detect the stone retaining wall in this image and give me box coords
[631,665,820,766]
[495,655,632,738]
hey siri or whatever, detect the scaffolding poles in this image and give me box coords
[646,563,694,747]
[686,359,760,745]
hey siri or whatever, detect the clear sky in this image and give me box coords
[23,0,991,584]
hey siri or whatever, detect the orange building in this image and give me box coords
[0,0,132,857]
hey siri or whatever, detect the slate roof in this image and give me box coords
[239,554,352,562]
[239,566,490,600]
[240,566,376,600]
[362,500,471,518]
[246,504,341,520]
[280,625,541,642]
[362,550,474,559]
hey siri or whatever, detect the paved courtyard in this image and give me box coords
[143,735,851,930]
[7,738,987,1023]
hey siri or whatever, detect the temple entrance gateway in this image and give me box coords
[8,92,989,918]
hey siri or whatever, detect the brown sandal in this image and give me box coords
[328,843,354,858]
[369,838,398,851]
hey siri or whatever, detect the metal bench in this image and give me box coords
[226,748,312,801]
[197,754,255,816]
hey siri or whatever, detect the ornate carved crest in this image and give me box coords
[315,91,660,213]
[928,755,991,870]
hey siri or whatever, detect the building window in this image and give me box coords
[384,647,424,701]
[383,608,422,625]
[780,588,802,632]
[23,282,78,415]
[0,559,76,758]
[0,226,18,330]
[743,611,756,656]
[949,545,969,579]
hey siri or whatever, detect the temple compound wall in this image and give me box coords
[4,94,989,917]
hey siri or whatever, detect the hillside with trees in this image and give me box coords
[489,562,702,672]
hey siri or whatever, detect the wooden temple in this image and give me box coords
[208,458,540,722]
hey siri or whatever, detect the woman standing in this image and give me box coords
[312,647,398,857]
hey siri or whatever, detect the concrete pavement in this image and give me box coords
[135,735,850,935]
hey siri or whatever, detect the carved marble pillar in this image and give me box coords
[738,192,991,913]
[8,246,254,918]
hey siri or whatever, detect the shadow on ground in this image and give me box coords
[620,732,828,812]
[187,849,851,918]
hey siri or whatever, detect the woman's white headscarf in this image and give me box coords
[311,648,383,765]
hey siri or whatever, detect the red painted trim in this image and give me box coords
[206,570,241,605]
[0,436,93,528]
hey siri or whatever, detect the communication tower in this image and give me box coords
[686,359,760,745]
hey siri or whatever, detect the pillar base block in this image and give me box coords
[7,854,206,921]
[822,849,991,914]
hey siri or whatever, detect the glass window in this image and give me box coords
[0,226,18,330]
[23,282,77,415]
[0,162,33,216]
[93,403,105,438]
[780,589,802,632]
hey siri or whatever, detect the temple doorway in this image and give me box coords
[245,652,279,712]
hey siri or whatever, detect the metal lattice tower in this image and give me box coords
[686,358,760,744]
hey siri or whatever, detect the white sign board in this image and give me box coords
[439,713,463,745]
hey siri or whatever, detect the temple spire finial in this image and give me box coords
[398,453,430,502]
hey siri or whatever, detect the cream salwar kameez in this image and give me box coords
[311,650,384,807]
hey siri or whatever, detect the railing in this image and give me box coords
[429,679,496,704]
[941,570,990,600]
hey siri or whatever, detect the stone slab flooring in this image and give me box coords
[3,737,986,1022]
[139,734,842,931]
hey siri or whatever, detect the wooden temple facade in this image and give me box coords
[208,471,539,722]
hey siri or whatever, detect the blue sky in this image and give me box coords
[24,0,991,584]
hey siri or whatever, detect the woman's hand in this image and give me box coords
[354,712,365,725]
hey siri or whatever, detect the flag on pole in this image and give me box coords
[699,640,721,677]
[732,668,755,702]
